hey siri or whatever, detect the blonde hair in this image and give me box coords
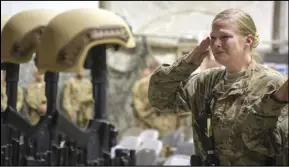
[213,9,259,49]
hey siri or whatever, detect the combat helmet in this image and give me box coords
[1,15,10,69]
[1,15,11,33]
[36,8,136,73]
[1,10,58,63]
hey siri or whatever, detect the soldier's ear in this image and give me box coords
[245,34,254,48]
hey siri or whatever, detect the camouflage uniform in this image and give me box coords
[148,57,288,165]
[1,82,7,112]
[274,106,288,165]
[62,77,94,128]
[1,81,24,113]
[25,81,46,125]
[132,75,192,139]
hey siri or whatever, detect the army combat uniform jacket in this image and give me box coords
[1,82,7,112]
[148,58,288,165]
[25,82,46,125]
[274,106,288,165]
[1,81,24,113]
[62,77,94,128]
[132,75,193,139]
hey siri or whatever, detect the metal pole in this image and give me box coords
[272,1,282,52]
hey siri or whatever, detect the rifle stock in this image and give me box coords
[3,106,35,136]
[191,96,220,166]
[54,111,89,148]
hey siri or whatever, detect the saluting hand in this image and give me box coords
[184,37,212,66]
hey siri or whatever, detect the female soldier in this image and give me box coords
[148,9,288,165]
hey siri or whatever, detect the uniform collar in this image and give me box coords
[212,60,257,98]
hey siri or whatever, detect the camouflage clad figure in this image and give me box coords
[133,75,190,138]
[1,74,8,112]
[148,9,288,165]
[132,62,180,137]
[61,71,94,128]
[133,74,194,158]
[274,106,288,166]
[25,68,46,125]
[1,71,24,113]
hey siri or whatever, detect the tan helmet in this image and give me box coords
[1,15,10,65]
[36,8,136,73]
[1,15,11,33]
[1,9,58,64]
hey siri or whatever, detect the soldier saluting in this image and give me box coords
[148,8,288,165]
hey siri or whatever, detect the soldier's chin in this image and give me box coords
[214,56,228,67]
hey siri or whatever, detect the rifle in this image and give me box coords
[1,62,39,166]
[113,149,136,165]
[1,8,137,165]
[42,44,125,166]
[190,94,220,166]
